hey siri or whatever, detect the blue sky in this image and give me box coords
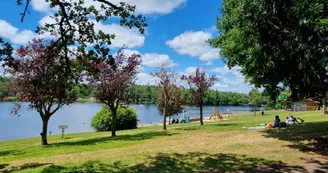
[0,0,251,93]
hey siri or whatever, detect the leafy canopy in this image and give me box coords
[209,0,328,100]
[1,0,147,81]
[5,39,78,116]
[181,68,217,105]
[91,105,137,132]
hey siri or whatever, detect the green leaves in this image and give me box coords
[210,0,328,100]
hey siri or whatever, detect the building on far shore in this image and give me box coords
[291,99,320,111]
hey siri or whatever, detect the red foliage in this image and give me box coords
[5,39,77,117]
[87,49,141,136]
[152,67,182,130]
[181,68,217,105]
[5,39,78,145]
[88,50,141,108]
[181,68,216,125]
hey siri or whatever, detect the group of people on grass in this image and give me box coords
[171,118,179,124]
[170,116,190,125]
[268,113,304,128]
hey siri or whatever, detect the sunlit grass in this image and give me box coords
[0,110,327,172]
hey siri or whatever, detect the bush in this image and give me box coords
[91,105,138,132]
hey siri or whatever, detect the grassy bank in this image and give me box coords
[0,110,327,172]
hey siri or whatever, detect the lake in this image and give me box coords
[0,102,264,141]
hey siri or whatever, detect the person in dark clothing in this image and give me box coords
[176,119,179,124]
[273,115,281,127]
[172,119,176,124]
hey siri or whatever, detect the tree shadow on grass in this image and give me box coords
[39,152,313,173]
[0,149,25,157]
[261,121,328,156]
[207,123,237,127]
[1,163,52,173]
[51,131,178,147]
[0,163,9,170]
[174,127,201,131]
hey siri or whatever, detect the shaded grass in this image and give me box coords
[0,110,327,172]
[11,152,316,173]
[263,121,328,156]
[51,131,178,147]
[1,163,52,173]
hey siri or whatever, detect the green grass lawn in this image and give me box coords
[0,110,327,173]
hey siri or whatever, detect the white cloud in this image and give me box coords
[12,30,36,44]
[206,61,213,66]
[210,65,241,75]
[0,20,17,36]
[166,31,219,61]
[127,0,187,14]
[31,0,52,13]
[142,53,177,67]
[136,73,157,85]
[33,0,186,15]
[199,49,220,61]
[122,49,140,57]
[38,15,55,26]
[166,31,211,56]
[122,49,177,68]
[38,16,145,48]
[178,64,249,93]
[184,67,200,74]
[93,22,145,48]
[212,83,229,89]
[210,65,251,93]
[211,65,246,88]
[211,81,251,93]
[0,20,36,45]
[84,0,186,15]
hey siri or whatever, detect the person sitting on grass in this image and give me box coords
[172,119,176,124]
[289,115,298,124]
[285,113,295,125]
[273,115,281,128]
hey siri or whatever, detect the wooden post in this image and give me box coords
[59,125,68,139]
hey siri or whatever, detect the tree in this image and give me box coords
[87,50,141,137]
[5,39,77,145]
[248,88,261,116]
[91,105,137,132]
[0,38,14,68]
[153,67,183,130]
[209,0,328,105]
[157,85,184,129]
[1,1,147,87]
[181,68,216,125]
[146,85,152,103]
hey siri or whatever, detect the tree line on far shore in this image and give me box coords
[0,76,262,106]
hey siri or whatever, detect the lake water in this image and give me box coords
[0,102,263,141]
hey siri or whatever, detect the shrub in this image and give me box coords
[91,105,138,131]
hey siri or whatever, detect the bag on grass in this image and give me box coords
[296,118,304,124]
[280,122,287,127]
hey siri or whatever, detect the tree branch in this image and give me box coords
[20,0,30,22]
[95,0,119,9]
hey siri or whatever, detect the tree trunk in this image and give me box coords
[163,108,167,130]
[200,104,204,125]
[253,106,256,116]
[111,109,117,137]
[40,116,49,145]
